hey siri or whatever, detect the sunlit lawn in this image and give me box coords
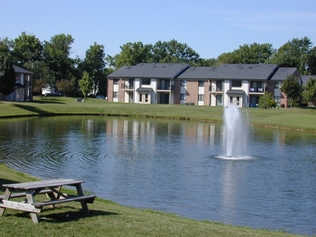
[0,96,315,132]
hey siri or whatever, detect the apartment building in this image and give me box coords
[1,65,33,101]
[107,63,299,107]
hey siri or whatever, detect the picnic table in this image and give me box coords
[0,178,96,223]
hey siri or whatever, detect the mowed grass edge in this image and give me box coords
[0,96,316,132]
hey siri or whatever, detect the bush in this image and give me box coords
[259,92,275,109]
[280,104,285,108]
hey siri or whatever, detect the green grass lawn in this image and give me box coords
[0,96,315,132]
[0,164,301,237]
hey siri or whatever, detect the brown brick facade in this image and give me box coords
[107,79,114,102]
[186,81,198,105]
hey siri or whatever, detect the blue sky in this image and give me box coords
[1,0,316,60]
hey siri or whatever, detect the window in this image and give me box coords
[216,81,222,91]
[113,79,118,85]
[181,80,187,86]
[198,80,204,87]
[142,78,150,85]
[232,80,242,87]
[113,92,118,98]
[198,94,204,101]
[159,79,170,90]
[180,93,185,100]
[274,82,280,89]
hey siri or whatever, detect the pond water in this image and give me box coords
[0,116,315,235]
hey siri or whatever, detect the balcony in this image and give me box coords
[209,86,222,93]
[121,84,134,90]
[249,88,264,93]
[157,85,174,90]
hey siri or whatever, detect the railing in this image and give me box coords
[249,88,264,92]
[209,86,222,92]
[121,85,134,89]
[157,85,174,90]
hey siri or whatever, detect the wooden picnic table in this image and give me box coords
[0,178,96,223]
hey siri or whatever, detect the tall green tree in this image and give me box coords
[79,71,92,99]
[12,32,50,91]
[270,37,312,75]
[81,42,106,95]
[302,77,316,104]
[280,75,302,107]
[151,39,200,64]
[218,43,275,64]
[115,42,152,68]
[0,39,15,95]
[43,34,75,81]
[12,32,43,67]
[55,79,74,96]
[196,58,217,66]
[307,46,316,75]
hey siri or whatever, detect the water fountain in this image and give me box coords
[217,103,252,160]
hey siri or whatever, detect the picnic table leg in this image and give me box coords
[0,188,12,216]
[75,184,89,213]
[26,192,39,223]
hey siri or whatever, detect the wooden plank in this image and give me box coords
[0,200,41,213]
[32,195,96,208]
[0,188,11,216]
[26,192,39,223]
[0,189,54,200]
[2,179,84,190]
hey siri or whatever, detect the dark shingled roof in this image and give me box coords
[178,64,278,80]
[13,65,33,74]
[270,67,298,81]
[301,75,316,86]
[108,63,190,79]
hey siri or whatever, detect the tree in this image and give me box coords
[115,42,152,68]
[105,54,116,68]
[218,43,275,64]
[280,75,302,107]
[55,79,74,96]
[151,39,200,64]
[79,71,92,99]
[33,78,47,95]
[307,46,316,75]
[302,77,316,104]
[196,58,217,66]
[0,39,15,95]
[270,37,312,75]
[259,92,276,109]
[81,42,106,95]
[43,34,75,81]
[12,32,43,67]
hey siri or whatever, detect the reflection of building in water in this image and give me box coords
[105,118,222,152]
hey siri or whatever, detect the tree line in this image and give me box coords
[0,32,316,104]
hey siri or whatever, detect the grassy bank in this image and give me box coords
[0,96,316,132]
[0,164,301,237]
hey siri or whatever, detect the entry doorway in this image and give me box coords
[139,93,150,104]
[229,95,242,107]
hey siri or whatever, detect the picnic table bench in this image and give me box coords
[0,178,96,223]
